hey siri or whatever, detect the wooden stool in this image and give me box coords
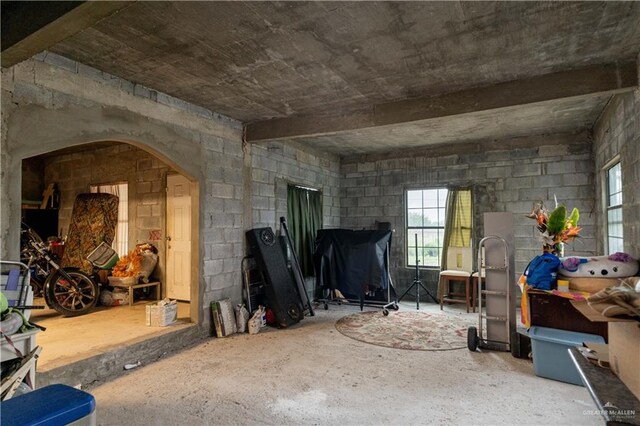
[439,271,472,313]
[110,281,161,306]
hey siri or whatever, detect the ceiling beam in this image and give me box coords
[246,61,638,142]
[1,1,134,68]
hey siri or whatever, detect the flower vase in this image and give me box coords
[543,243,564,258]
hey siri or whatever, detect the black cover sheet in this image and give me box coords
[313,229,392,299]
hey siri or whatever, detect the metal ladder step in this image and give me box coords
[484,265,507,271]
[481,290,507,296]
[482,315,508,322]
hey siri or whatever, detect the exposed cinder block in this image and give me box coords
[223,227,242,244]
[437,168,465,181]
[202,134,224,153]
[535,175,562,188]
[364,186,381,197]
[223,198,243,214]
[42,52,78,73]
[357,162,375,173]
[505,176,533,190]
[137,205,152,217]
[13,83,54,107]
[509,148,538,160]
[137,181,152,194]
[512,163,541,177]
[518,188,548,202]
[358,197,377,207]
[208,183,234,199]
[538,145,570,157]
[137,159,153,171]
[204,259,224,276]
[259,210,276,225]
[546,161,576,175]
[562,173,591,187]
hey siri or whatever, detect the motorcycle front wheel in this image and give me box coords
[46,269,99,317]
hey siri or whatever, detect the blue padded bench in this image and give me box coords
[1,384,96,426]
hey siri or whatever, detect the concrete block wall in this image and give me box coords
[1,53,244,330]
[251,141,341,231]
[593,88,640,259]
[201,135,245,307]
[340,133,598,298]
[36,144,174,279]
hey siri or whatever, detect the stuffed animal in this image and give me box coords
[559,252,639,278]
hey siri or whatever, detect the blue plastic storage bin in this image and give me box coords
[529,326,605,386]
[0,384,96,426]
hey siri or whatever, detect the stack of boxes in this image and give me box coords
[528,254,639,391]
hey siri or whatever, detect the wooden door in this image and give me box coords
[166,174,191,301]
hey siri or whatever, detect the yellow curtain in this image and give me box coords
[449,189,472,248]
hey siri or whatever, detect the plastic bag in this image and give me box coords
[235,304,250,333]
[248,305,266,335]
[101,289,129,306]
[139,252,158,283]
[99,289,114,306]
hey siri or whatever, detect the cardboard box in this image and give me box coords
[146,299,178,326]
[608,321,640,400]
[572,300,640,400]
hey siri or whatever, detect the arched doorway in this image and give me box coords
[17,139,201,381]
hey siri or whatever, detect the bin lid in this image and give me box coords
[0,384,95,426]
[529,326,605,346]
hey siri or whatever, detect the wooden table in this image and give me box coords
[568,347,640,425]
[109,281,161,306]
[527,289,608,339]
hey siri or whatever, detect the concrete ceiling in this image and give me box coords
[42,1,640,155]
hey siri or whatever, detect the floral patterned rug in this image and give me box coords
[335,310,475,351]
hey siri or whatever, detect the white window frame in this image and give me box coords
[406,188,448,268]
[603,158,623,254]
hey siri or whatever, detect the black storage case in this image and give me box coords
[245,227,303,328]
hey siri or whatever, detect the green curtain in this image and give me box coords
[440,189,472,270]
[287,185,323,277]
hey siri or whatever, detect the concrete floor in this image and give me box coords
[31,298,191,373]
[85,301,601,426]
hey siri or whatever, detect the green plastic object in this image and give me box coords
[0,291,8,313]
[87,242,119,270]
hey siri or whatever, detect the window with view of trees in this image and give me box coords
[406,188,448,267]
[605,161,623,254]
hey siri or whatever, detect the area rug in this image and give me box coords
[335,311,475,351]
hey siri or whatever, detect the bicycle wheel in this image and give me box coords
[46,269,99,317]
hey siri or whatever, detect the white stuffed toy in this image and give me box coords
[559,252,639,278]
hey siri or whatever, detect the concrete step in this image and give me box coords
[37,323,207,388]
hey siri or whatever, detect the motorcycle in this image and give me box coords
[20,224,99,317]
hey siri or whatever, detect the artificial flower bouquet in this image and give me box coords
[527,200,581,256]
